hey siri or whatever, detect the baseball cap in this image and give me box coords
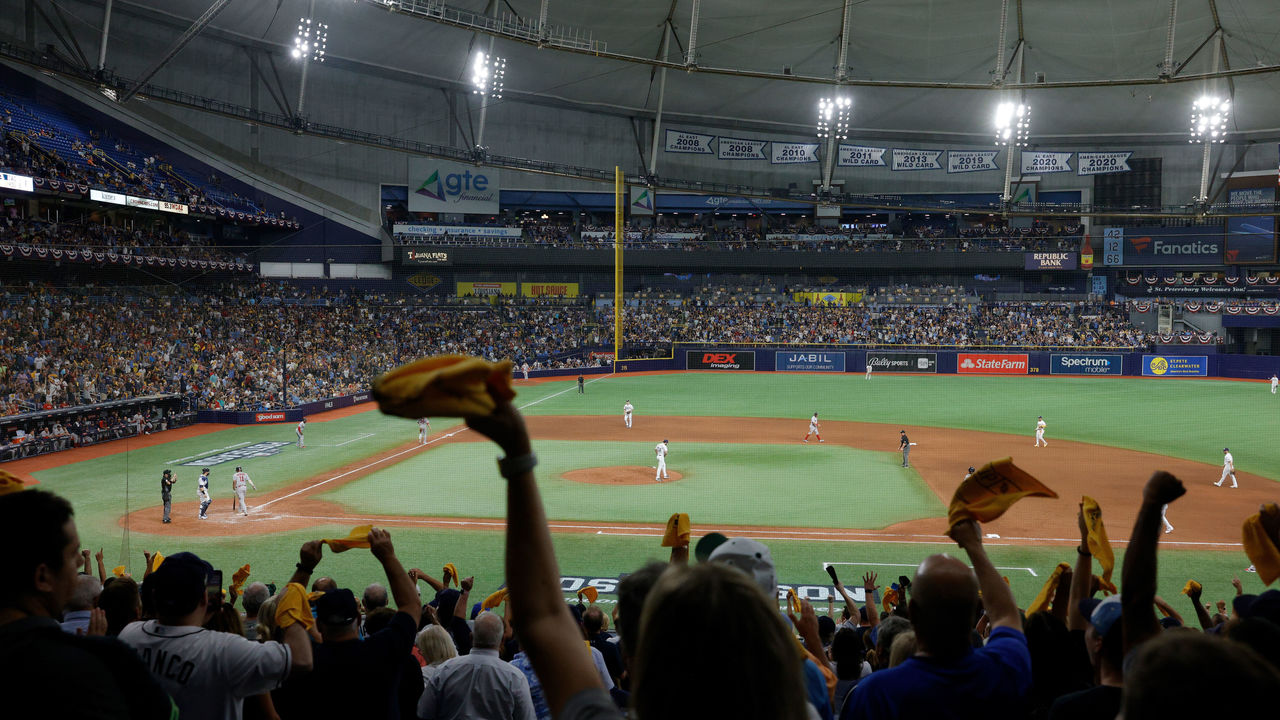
[709,537,777,599]
[315,588,359,625]
[1233,589,1280,623]
[1081,594,1122,638]
[146,551,213,615]
[1159,616,1182,630]
[1224,447,1230,452]
[694,532,729,562]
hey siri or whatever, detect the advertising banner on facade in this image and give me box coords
[791,291,863,306]
[394,224,521,238]
[687,350,755,370]
[457,281,517,296]
[866,352,938,373]
[401,249,452,265]
[408,159,500,214]
[957,353,1029,375]
[521,282,579,298]
[1225,187,1277,264]
[1050,354,1124,375]
[1141,355,1209,377]
[0,171,34,193]
[1024,252,1079,270]
[1116,226,1223,266]
[629,186,655,215]
[776,351,846,372]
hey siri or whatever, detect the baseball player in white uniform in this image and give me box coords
[1271,374,1278,394]
[1215,447,1238,488]
[654,440,669,481]
[1161,503,1173,534]
[296,418,306,448]
[232,466,257,516]
[865,363,873,380]
[197,468,211,520]
[1034,416,1047,447]
[418,417,431,444]
[623,402,634,428]
[522,362,530,380]
[803,413,823,443]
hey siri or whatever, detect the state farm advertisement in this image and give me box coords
[686,350,756,371]
[956,353,1029,375]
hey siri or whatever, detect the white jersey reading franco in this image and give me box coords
[118,620,291,720]
[655,443,668,459]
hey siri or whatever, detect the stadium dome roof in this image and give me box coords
[120,0,1280,143]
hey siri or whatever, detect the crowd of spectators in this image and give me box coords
[0,216,243,262]
[1,404,193,462]
[5,385,1277,720]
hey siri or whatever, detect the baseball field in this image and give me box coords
[12,370,1277,609]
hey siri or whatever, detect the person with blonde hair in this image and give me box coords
[416,624,458,684]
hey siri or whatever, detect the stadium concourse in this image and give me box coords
[4,1,1280,719]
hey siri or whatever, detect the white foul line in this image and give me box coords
[165,441,253,465]
[312,433,376,448]
[257,374,613,510]
[825,560,1039,577]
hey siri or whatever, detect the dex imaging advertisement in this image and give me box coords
[687,351,755,371]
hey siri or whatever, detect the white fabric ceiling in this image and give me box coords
[119,0,1280,141]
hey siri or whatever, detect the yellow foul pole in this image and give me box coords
[613,167,623,369]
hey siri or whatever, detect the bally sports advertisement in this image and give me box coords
[866,351,938,373]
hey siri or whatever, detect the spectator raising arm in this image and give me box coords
[95,547,106,584]
[1067,504,1094,632]
[466,381,604,718]
[863,572,881,628]
[368,527,422,626]
[948,519,1020,630]
[1185,582,1212,631]
[1121,471,1186,656]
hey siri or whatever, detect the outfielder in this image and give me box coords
[418,417,431,444]
[296,418,306,448]
[231,466,257,516]
[623,401,634,428]
[865,363,873,380]
[1034,416,1048,447]
[197,468,211,520]
[655,440,669,481]
[1161,504,1173,534]
[1271,374,1277,394]
[803,413,823,443]
[1215,447,1238,488]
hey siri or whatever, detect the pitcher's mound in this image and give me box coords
[563,466,684,485]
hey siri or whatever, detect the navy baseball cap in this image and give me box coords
[315,588,359,625]
[1080,595,1122,638]
[1234,589,1280,623]
[147,552,214,615]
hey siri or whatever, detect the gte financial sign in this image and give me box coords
[408,159,500,214]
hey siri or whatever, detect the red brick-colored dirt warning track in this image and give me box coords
[121,416,1260,549]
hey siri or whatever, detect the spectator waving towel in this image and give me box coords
[947,457,1058,530]
[1082,495,1116,583]
[322,525,374,552]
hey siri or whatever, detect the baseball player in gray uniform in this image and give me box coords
[232,467,257,516]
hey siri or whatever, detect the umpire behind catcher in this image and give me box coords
[161,469,175,524]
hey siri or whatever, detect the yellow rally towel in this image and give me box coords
[947,458,1058,530]
[1181,580,1202,597]
[786,587,802,614]
[373,355,516,419]
[230,564,251,594]
[1242,503,1280,586]
[322,525,373,553]
[443,563,459,587]
[1095,575,1118,595]
[577,587,599,604]
[1081,496,1116,583]
[149,552,165,573]
[307,591,325,603]
[112,565,126,578]
[660,513,691,547]
[482,588,508,610]
[0,469,27,496]
[1027,563,1072,616]
[277,583,315,630]
[882,588,900,608]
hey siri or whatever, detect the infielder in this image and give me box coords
[1161,504,1173,534]
[1034,416,1048,447]
[865,363,873,380]
[197,468,211,520]
[803,413,823,443]
[1215,447,1238,488]
[231,466,257,516]
[655,439,669,481]
[1271,374,1278,394]
[623,401,634,428]
[899,430,911,468]
[418,417,431,445]
[296,418,306,448]
[160,469,175,524]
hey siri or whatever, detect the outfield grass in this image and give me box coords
[30,372,1272,607]
[320,440,945,528]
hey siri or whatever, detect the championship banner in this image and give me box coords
[1021,151,1073,174]
[1142,355,1208,377]
[456,281,516,297]
[775,351,845,373]
[1077,152,1132,176]
[838,144,887,167]
[771,142,819,164]
[521,282,579,298]
[892,149,942,171]
[629,186,655,215]
[408,158,500,214]
[947,150,999,174]
[717,137,768,160]
[664,130,714,155]
[792,291,863,306]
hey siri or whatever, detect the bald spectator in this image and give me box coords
[417,611,536,720]
[363,582,389,613]
[841,519,1031,720]
[60,573,102,635]
[240,582,269,641]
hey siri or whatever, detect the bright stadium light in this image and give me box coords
[1189,95,1229,143]
[471,52,506,99]
[293,17,328,62]
[994,101,1030,147]
[816,96,851,140]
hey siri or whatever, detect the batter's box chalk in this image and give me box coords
[985,533,1000,539]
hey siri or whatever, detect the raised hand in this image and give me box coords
[1142,471,1186,507]
[862,571,878,592]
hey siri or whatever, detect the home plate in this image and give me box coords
[985,533,1000,539]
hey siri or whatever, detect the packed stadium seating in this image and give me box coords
[0,216,243,262]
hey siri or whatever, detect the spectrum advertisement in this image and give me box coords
[1050,354,1124,376]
